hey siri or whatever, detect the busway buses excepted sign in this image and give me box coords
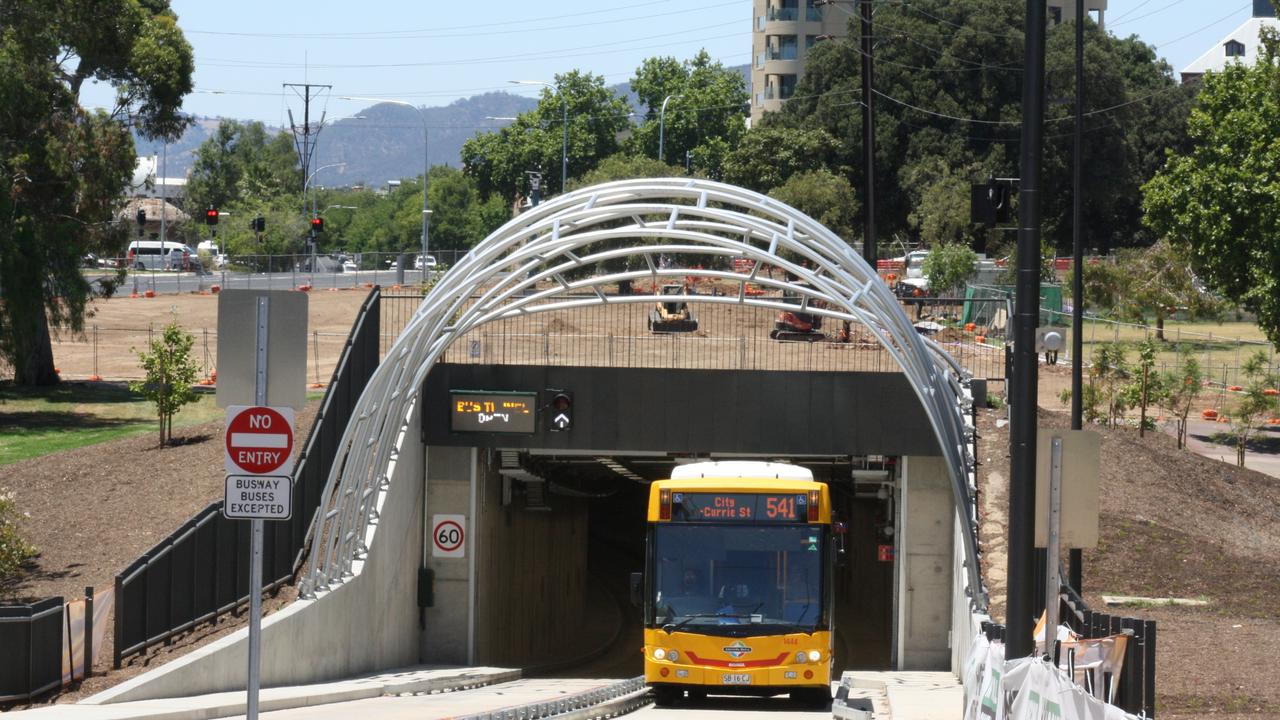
[224,475,292,520]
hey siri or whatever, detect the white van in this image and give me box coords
[126,240,200,271]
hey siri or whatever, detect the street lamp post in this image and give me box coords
[658,94,682,163]
[340,97,430,276]
[509,80,567,190]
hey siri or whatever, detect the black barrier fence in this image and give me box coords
[377,292,1009,382]
[1060,585,1157,719]
[0,598,63,702]
[113,287,382,668]
[981,586,1156,719]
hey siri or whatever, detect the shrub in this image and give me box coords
[0,490,36,583]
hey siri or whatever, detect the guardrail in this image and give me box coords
[112,287,382,667]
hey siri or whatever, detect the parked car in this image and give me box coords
[414,255,438,270]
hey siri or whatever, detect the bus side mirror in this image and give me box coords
[629,572,644,607]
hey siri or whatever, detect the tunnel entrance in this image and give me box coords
[444,447,899,677]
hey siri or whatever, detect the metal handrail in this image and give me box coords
[299,178,984,613]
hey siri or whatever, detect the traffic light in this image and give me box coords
[249,215,265,233]
[311,216,324,234]
[548,390,572,432]
[135,208,146,237]
[205,207,219,225]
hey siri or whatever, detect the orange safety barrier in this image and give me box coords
[1201,409,1219,420]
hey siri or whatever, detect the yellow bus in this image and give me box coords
[635,461,836,708]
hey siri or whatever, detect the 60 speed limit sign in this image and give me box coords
[431,514,466,558]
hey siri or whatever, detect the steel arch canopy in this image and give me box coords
[300,177,984,611]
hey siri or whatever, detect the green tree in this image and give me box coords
[626,50,749,178]
[766,169,860,244]
[130,322,200,447]
[1084,240,1222,339]
[922,243,978,296]
[1227,351,1280,467]
[0,489,37,585]
[1125,339,1165,436]
[462,70,632,201]
[773,0,1188,253]
[0,0,194,385]
[569,153,687,189]
[1144,28,1280,347]
[185,120,298,213]
[1090,343,1131,426]
[1157,350,1203,449]
[721,126,845,193]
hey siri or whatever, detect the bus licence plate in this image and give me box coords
[721,673,752,685]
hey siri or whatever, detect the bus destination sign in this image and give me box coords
[450,390,537,434]
[671,492,808,523]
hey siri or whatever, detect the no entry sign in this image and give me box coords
[224,405,296,476]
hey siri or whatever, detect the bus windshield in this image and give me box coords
[651,523,824,635]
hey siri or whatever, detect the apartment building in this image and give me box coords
[1181,0,1278,84]
[1047,0,1107,29]
[749,0,1107,123]
[750,0,846,122]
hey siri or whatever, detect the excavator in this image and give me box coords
[648,284,699,333]
[770,284,828,342]
[769,283,853,342]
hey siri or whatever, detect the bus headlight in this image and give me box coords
[795,651,807,664]
[653,648,666,661]
[667,650,679,662]
[807,650,821,662]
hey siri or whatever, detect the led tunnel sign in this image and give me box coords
[671,492,809,523]
[450,390,537,434]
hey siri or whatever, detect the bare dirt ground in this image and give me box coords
[977,404,1280,719]
[51,287,373,383]
[0,402,318,710]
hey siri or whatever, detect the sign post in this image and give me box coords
[217,290,306,720]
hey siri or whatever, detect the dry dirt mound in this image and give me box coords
[0,400,317,707]
[977,407,1280,718]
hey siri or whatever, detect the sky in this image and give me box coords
[80,0,1260,125]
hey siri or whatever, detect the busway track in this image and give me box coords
[445,676,650,720]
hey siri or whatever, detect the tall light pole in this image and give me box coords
[340,97,430,271]
[658,94,682,163]
[509,80,567,191]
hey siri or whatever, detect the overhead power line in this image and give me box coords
[185,0,741,41]
[199,23,747,70]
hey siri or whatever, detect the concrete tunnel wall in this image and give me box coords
[417,446,590,667]
[898,455,955,671]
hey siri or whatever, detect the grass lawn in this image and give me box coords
[0,381,223,466]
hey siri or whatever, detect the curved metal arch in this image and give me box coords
[300,178,985,612]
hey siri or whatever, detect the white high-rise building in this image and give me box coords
[1181,0,1279,84]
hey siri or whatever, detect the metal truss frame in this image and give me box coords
[299,178,985,611]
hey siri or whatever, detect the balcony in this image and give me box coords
[766,46,799,61]
[768,7,799,21]
[806,6,823,21]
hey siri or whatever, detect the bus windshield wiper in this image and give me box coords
[664,611,754,632]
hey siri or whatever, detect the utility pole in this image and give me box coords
[860,0,877,264]
[1008,0,1046,660]
[1069,0,1086,594]
[285,82,332,255]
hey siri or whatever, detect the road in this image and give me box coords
[87,268,433,295]
[630,695,833,719]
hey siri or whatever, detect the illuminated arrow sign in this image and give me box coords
[553,413,570,430]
